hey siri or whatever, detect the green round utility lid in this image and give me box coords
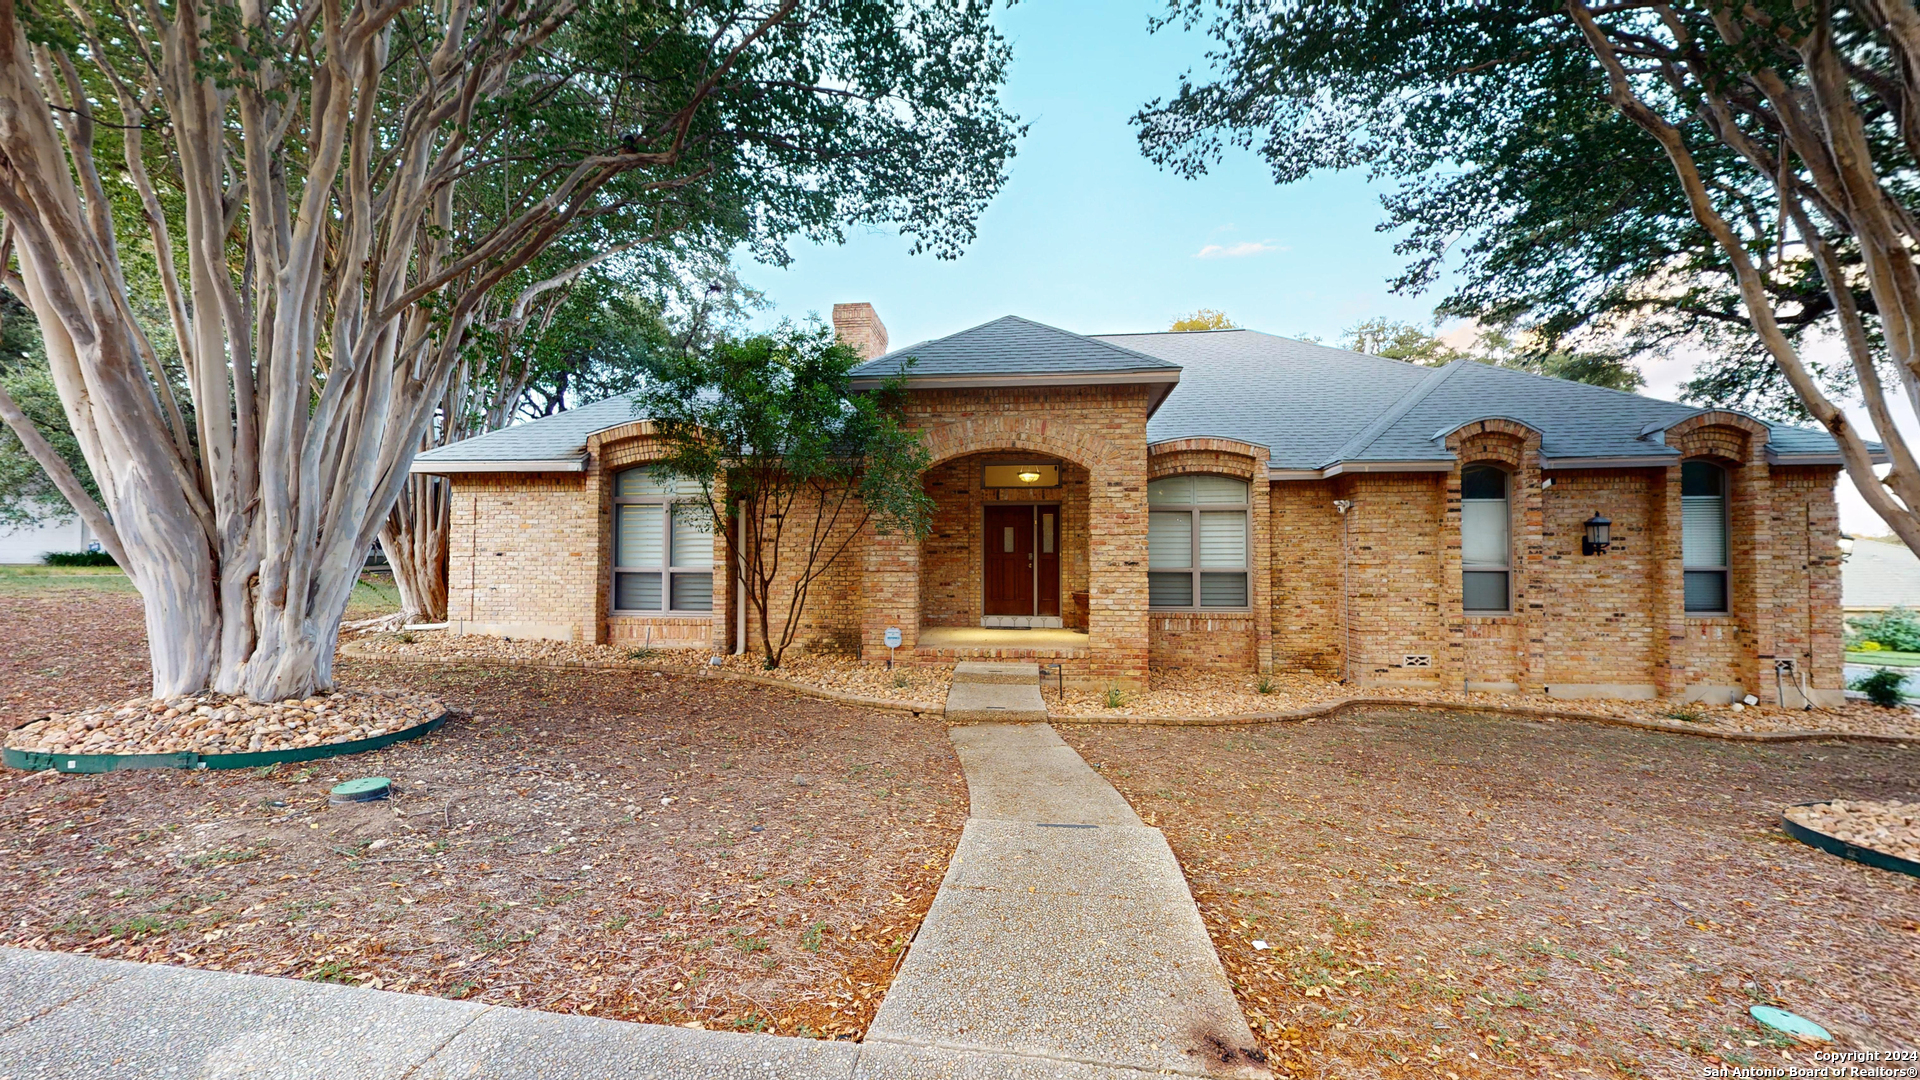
[1749,1005,1831,1041]
[329,776,392,803]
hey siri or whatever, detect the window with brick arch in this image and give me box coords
[612,468,713,614]
[1147,475,1250,609]
[1460,464,1511,614]
[1682,460,1730,614]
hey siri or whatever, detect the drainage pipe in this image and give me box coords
[1334,499,1354,684]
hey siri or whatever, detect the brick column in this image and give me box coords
[1514,453,1548,692]
[860,523,919,662]
[1650,464,1686,697]
[1087,461,1150,687]
[1439,465,1467,692]
[1733,457,1775,701]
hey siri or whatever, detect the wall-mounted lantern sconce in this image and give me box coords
[1582,513,1612,556]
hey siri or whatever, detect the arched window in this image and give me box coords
[612,468,713,613]
[1682,460,1729,613]
[1461,465,1510,613]
[1147,475,1250,609]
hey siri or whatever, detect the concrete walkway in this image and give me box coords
[868,723,1269,1079]
[942,662,1049,723]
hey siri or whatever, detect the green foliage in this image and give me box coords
[0,293,99,529]
[1847,607,1920,653]
[1170,308,1237,331]
[1338,318,1643,391]
[1851,668,1908,708]
[41,551,116,567]
[637,321,932,668]
[1134,2,1821,416]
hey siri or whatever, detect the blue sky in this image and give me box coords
[746,0,1448,351]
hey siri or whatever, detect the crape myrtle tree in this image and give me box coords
[1138,0,1920,555]
[637,323,933,670]
[0,0,1018,699]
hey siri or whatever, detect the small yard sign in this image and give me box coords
[884,627,902,648]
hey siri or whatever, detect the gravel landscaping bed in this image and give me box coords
[1061,711,1920,1076]
[5,688,445,757]
[1786,800,1920,864]
[1,590,967,1038]
[1055,668,1920,739]
[348,630,952,711]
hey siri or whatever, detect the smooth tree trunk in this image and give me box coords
[0,0,653,699]
[378,476,451,626]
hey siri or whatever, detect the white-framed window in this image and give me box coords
[612,467,713,614]
[1147,475,1250,609]
[1682,460,1729,614]
[1461,464,1511,614]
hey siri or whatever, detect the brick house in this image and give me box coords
[412,303,1867,705]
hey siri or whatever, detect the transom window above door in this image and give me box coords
[612,468,713,614]
[1147,475,1250,609]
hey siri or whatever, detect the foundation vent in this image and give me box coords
[1401,654,1432,669]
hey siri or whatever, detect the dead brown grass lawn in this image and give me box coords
[0,590,965,1039]
[1061,710,1920,1078]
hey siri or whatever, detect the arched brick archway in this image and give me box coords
[859,403,1152,685]
[916,417,1104,474]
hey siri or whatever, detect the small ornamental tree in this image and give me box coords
[637,323,932,669]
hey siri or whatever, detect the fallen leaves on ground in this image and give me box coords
[1062,711,1920,1077]
[0,592,965,1038]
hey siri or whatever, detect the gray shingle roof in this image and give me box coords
[412,393,640,467]
[1844,537,1920,610]
[416,320,1869,474]
[1110,329,1865,471]
[851,316,1180,381]
[1101,330,1433,472]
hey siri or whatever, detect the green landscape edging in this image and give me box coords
[1781,804,1920,880]
[3,711,450,774]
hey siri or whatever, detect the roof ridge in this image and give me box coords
[1323,360,1463,466]
[414,392,640,459]
[998,315,1179,369]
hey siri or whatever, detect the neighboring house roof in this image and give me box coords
[1844,537,1920,611]
[416,320,1873,475]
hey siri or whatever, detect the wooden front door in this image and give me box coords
[982,505,1061,618]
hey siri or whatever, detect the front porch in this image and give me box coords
[915,625,1092,666]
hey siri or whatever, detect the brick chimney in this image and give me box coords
[832,302,889,361]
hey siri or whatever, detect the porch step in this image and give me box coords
[951,661,1041,685]
[944,676,1048,723]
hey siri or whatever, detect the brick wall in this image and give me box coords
[446,472,598,640]
[442,400,1844,701]
[1269,480,1343,674]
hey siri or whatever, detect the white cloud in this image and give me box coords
[1193,239,1286,259]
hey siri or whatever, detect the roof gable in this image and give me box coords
[850,315,1180,381]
